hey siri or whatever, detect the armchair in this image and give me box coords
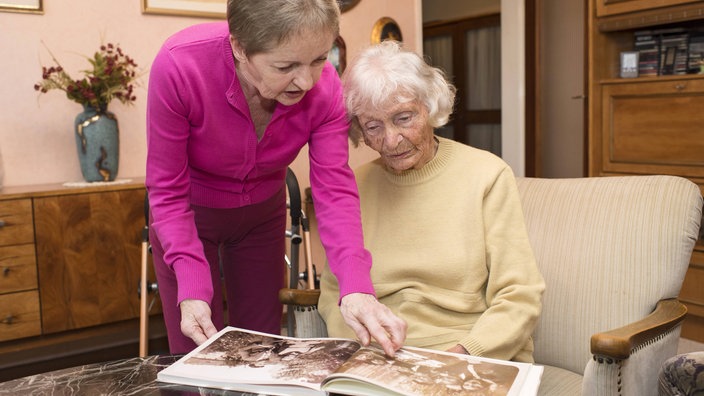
[280,175,702,396]
[516,175,702,396]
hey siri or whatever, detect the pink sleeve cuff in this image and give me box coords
[334,255,376,304]
[173,260,214,306]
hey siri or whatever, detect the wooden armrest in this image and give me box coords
[590,298,687,360]
[279,288,320,307]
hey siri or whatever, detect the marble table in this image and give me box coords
[0,355,258,395]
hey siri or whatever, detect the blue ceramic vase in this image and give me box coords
[74,104,119,182]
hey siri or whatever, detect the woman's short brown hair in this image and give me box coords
[227,0,340,56]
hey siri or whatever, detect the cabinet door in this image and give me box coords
[34,188,146,334]
[681,249,704,340]
[596,0,701,17]
[600,77,704,178]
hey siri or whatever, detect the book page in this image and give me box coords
[323,345,537,396]
[157,327,361,395]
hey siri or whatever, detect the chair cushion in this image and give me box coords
[658,352,704,396]
[538,365,583,396]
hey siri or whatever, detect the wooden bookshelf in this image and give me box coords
[588,0,704,343]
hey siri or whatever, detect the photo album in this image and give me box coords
[157,326,544,396]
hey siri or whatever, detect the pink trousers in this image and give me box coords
[150,187,286,353]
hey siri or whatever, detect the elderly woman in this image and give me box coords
[318,41,545,362]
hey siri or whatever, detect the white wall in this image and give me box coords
[539,0,585,178]
[0,0,421,188]
[501,0,526,176]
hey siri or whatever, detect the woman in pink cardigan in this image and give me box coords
[146,0,405,354]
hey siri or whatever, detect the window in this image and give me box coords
[423,14,502,155]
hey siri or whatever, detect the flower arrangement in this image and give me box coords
[34,42,139,110]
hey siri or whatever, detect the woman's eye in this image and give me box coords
[364,124,381,135]
[396,113,414,124]
[276,65,294,72]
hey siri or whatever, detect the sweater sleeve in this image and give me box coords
[307,66,375,301]
[145,45,213,306]
[458,167,545,360]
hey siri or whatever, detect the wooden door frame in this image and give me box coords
[525,0,539,177]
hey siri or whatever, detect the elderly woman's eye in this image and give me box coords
[396,112,414,123]
[365,126,380,134]
[363,121,382,135]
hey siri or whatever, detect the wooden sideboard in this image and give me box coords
[588,0,704,342]
[0,179,166,381]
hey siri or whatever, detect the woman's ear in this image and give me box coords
[229,35,247,63]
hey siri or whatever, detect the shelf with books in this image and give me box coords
[632,27,704,77]
[590,2,704,81]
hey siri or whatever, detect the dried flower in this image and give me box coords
[34,42,139,110]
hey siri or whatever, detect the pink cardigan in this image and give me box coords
[146,22,374,305]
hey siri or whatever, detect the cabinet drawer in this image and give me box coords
[0,244,37,294]
[0,199,34,247]
[600,78,704,178]
[0,290,41,342]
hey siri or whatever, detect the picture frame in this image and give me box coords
[328,35,347,76]
[371,17,403,44]
[0,0,42,14]
[620,51,639,78]
[141,0,226,19]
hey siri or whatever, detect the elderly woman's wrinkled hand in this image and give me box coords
[340,293,407,357]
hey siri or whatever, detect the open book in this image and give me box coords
[157,326,543,396]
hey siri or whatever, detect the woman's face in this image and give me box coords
[358,100,436,174]
[231,30,335,106]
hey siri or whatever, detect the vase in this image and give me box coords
[74,104,119,182]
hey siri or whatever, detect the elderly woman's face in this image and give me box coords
[358,100,436,174]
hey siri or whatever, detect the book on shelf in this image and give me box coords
[157,326,544,396]
[635,30,660,76]
[688,32,704,72]
[633,27,696,76]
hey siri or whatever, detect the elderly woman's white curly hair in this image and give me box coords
[342,40,456,146]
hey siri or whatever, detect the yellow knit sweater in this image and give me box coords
[318,137,545,362]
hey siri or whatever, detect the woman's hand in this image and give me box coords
[446,344,469,355]
[340,293,407,357]
[179,299,218,346]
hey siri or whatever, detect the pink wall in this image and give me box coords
[0,0,420,188]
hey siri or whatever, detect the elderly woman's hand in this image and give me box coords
[446,344,469,355]
[340,293,407,357]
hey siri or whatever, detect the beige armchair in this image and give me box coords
[517,175,702,396]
